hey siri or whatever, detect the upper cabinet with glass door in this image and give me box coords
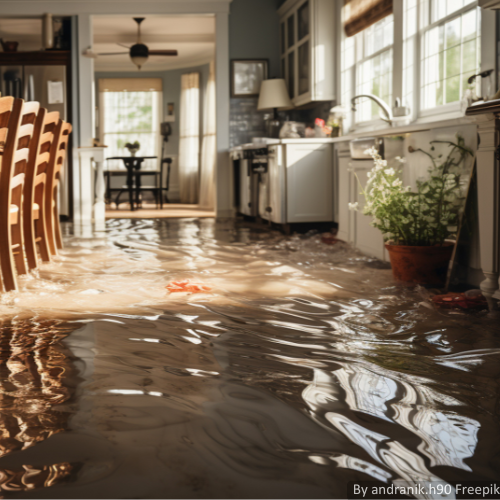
[279,0,336,107]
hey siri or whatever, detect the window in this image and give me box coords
[99,78,162,171]
[340,0,483,128]
[341,15,394,124]
[419,1,481,111]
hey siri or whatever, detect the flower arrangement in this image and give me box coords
[354,136,473,247]
[125,141,140,156]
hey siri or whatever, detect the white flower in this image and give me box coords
[395,156,407,164]
[348,202,359,211]
[392,179,402,187]
[384,168,395,176]
[364,147,379,157]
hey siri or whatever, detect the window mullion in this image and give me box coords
[414,1,422,119]
[393,0,404,109]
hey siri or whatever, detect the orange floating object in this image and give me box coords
[166,280,212,294]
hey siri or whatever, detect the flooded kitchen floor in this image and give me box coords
[0,218,499,499]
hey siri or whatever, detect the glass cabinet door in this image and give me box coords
[298,41,309,95]
[288,52,295,98]
[287,14,295,49]
[298,1,309,41]
[280,22,286,55]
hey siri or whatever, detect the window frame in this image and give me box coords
[341,13,395,129]
[99,84,163,172]
[416,1,482,120]
[338,0,494,132]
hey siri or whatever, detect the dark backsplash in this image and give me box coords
[230,98,267,148]
[230,97,335,147]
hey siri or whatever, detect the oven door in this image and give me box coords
[259,145,286,223]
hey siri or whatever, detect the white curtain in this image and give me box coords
[199,61,216,210]
[179,72,200,204]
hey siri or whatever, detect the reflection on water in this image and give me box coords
[0,219,499,498]
[0,320,76,494]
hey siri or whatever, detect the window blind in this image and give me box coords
[98,78,163,92]
[343,0,393,37]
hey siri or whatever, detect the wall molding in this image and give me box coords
[0,1,232,15]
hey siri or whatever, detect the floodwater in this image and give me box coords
[0,218,499,499]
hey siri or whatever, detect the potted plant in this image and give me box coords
[125,141,140,156]
[354,136,473,286]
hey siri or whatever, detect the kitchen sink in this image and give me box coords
[350,136,405,160]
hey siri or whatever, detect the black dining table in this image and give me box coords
[106,156,157,211]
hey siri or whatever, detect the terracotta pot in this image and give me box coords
[385,242,454,286]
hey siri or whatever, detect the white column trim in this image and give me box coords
[467,112,500,310]
[77,14,95,148]
[215,11,232,218]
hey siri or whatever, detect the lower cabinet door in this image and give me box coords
[286,143,333,223]
[350,160,386,261]
[337,154,351,242]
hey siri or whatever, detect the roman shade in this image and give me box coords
[343,0,393,37]
[98,78,163,92]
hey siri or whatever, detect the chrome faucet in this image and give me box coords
[351,94,393,125]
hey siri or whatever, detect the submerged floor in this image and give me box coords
[0,218,499,498]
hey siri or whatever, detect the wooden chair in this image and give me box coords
[0,97,39,292]
[45,120,71,256]
[23,109,60,271]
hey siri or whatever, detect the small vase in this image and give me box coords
[385,242,454,286]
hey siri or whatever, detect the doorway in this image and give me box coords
[91,15,217,218]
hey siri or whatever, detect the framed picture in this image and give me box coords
[165,102,175,122]
[231,59,269,98]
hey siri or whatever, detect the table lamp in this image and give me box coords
[257,79,293,138]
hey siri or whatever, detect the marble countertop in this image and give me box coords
[229,115,476,152]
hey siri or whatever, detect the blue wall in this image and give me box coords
[229,0,281,79]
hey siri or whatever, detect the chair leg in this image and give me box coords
[35,185,51,263]
[114,190,124,209]
[45,186,57,256]
[11,218,27,276]
[0,212,18,292]
[23,194,38,272]
[10,187,27,277]
[53,201,63,251]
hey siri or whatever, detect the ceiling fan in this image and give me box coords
[83,17,178,70]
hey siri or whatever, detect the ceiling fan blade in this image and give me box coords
[117,43,132,49]
[148,50,178,56]
[97,52,130,56]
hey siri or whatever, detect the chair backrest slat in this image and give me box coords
[52,122,72,177]
[0,97,24,200]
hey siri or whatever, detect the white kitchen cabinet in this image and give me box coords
[259,142,334,224]
[278,0,336,107]
[336,146,387,261]
[286,143,333,222]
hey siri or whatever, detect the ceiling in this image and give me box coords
[0,16,215,72]
[92,15,215,72]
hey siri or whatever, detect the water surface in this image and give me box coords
[0,219,499,498]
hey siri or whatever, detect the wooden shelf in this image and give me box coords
[0,51,71,66]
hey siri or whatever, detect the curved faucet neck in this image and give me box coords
[351,94,393,123]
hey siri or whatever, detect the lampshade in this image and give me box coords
[257,79,293,110]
